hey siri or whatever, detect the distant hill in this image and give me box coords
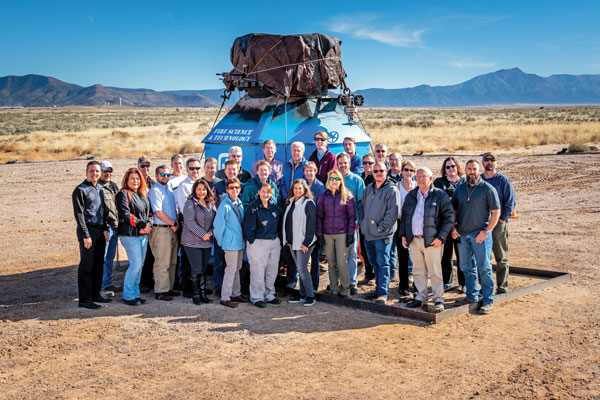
[0,75,219,107]
[2,69,600,107]
[355,68,600,107]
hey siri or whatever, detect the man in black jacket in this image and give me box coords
[400,167,453,312]
[72,161,111,309]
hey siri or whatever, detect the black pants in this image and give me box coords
[183,246,211,276]
[393,229,410,291]
[310,244,320,290]
[140,244,155,289]
[77,226,106,303]
[442,235,464,286]
[359,231,375,280]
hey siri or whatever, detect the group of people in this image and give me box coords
[72,132,515,315]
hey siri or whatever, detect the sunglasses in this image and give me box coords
[314,137,327,142]
[376,149,386,153]
[445,165,457,169]
[159,172,172,177]
[103,168,113,173]
[227,185,241,190]
[188,167,201,171]
[403,168,415,173]
[362,161,375,165]
[139,164,151,168]
[483,158,496,162]
[373,169,386,174]
[328,177,341,181]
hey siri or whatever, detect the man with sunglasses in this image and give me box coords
[374,143,390,170]
[137,155,155,189]
[148,165,179,301]
[308,131,337,184]
[480,152,516,294]
[174,157,203,297]
[98,161,120,297]
[215,146,251,183]
[360,161,400,303]
[361,153,376,187]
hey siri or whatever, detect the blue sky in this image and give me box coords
[1,1,598,91]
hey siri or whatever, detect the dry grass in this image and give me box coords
[1,106,599,162]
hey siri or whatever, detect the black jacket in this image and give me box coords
[116,189,153,236]
[242,199,281,244]
[72,180,105,238]
[400,185,454,247]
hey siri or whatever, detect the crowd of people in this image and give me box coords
[72,133,516,315]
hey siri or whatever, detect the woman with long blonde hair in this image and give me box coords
[316,169,356,297]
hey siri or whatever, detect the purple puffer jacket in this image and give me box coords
[316,189,356,236]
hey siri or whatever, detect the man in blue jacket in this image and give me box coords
[481,152,516,294]
[280,141,307,199]
[400,167,454,312]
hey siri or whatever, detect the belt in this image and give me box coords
[153,224,171,227]
[414,235,424,239]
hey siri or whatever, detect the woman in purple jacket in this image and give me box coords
[316,169,356,297]
[182,179,217,305]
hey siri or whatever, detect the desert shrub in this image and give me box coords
[178,141,203,154]
[568,143,589,153]
[112,130,131,138]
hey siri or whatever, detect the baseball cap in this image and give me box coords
[481,151,497,159]
[100,161,113,171]
[138,155,151,165]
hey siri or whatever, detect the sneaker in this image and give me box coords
[100,289,115,298]
[303,297,316,307]
[375,296,387,304]
[253,301,266,308]
[104,285,123,293]
[479,304,493,315]
[434,301,444,313]
[288,296,306,304]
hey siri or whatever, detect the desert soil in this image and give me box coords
[1,152,599,399]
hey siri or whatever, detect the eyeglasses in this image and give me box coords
[159,172,172,177]
[314,137,327,142]
[103,168,113,173]
[188,167,201,171]
[328,177,341,181]
[445,165,457,170]
[483,158,496,162]
[139,164,151,168]
[373,169,385,174]
[227,185,241,190]
[362,161,375,165]
[403,168,415,173]
[375,149,386,153]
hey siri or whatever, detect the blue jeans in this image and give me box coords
[102,225,118,290]
[347,231,359,286]
[291,245,316,298]
[457,234,494,306]
[120,235,148,301]
[364,238,393,298]
[389,239,398,280]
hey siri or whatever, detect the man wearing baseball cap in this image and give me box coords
[99,161,121,296]
[481,152,516,294]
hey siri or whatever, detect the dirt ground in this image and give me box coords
[1,151,599,399]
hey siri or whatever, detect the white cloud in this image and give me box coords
[448,59,496,69]
[328,14,425,48]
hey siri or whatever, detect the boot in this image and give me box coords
[199,274,212,304]
[191,275,201,305]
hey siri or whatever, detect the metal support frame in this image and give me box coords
[307,266,571,324]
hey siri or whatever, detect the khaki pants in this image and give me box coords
[221,250,244,301]
[324,233,350,296]
[492,220,510,293]
[247,238,281,303]
[149,226,178,294]
[409,237,444,303]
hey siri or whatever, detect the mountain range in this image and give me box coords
[1,68,599,108]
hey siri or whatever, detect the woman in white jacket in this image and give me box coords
[282,179,317,307]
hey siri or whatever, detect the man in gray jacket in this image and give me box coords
[400,167,454,312]
[360,161,400,303]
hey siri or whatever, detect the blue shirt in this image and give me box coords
[481,172,516,222]
[349,154,365,175]
[411,187,429,236]
[148,182,177,225]
[343,171,365,222]
[308,179,326,203]
[280,157,307,199]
